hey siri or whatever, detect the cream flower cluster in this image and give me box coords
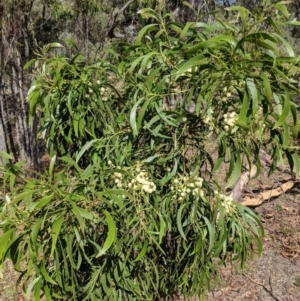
[221,87,232,101]
[253,107,266,134]
[203,108,215,134]
[203,108,214,124]
[181,67,194,77]
[84,80,109,101]
[218,81,244,103]
[218,87,232,103]
[85,84,94,98]
[113,164,156,194]
[170,175,205,201]
[100,86,108,101]
[223,111,237,131]
[114,172,124,188]
[214,191,235,214]
[133,171,157,193]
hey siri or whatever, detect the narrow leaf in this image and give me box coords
[261,72,272,103]
[76,139,98,163]
[273,91,290,129]
[40,265,57,285]
[49,155,56,178]
[177,54,206,75]
[177,204,187,241]
[226,152,242,188]
[130,98,143,136]
[50,215,64,257]
[96,211,116,257]
[133,240,149,262]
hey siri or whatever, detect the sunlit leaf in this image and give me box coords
[226,152,242,188]
[50,215,64,257]
[133,240,149,262]
[130,98,143,136]
[273,91,290,129]
[76,139,98,163]
[40,265,57,285]
[274,3,290,20]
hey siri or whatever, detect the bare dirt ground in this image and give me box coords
[0,260,22,301]
[1,164,300,301]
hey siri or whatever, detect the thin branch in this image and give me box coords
[242,274,281,301]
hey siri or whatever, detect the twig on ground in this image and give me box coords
[242,274,282,301]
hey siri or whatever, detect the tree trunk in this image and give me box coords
[83,13,89,60]
[0,2,39,169]
[0,104,8,165]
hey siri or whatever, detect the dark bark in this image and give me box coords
[0,99,8,165]
[0,0,39,169]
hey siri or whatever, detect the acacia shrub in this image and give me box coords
[0,2,300,300]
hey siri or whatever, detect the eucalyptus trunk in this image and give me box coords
[0,107,7,165]
[0,0,39,169]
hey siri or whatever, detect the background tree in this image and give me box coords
[0,0,39,168]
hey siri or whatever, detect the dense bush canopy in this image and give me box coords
[0,2,300,300]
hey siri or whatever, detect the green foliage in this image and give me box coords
[0,155,263,300]
[1,1,300,300]
[26,46,121,164]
